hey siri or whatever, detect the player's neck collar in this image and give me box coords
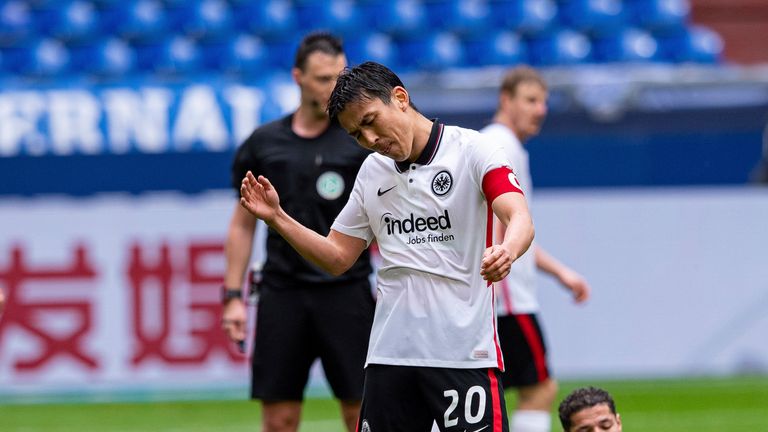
[395,119,444,173]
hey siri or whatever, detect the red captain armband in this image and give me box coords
[482,166,524,203]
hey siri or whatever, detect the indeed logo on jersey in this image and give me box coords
[380,210,456,244]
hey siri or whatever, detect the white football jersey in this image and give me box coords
[481,123,538,315]
[332,122,523,370]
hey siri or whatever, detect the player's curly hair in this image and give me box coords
[558,386,617,430]
[327,61,409,120]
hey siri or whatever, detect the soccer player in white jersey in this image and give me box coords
[239,61,535,431]
[481,66,591,432]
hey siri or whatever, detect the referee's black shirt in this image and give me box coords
[231,114,373,288]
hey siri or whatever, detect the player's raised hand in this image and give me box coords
[480,244,512,282]
[240,171,281,223]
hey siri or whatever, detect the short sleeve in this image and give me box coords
[467,132,524,203]
[331,168,374,245]
[230,132,259,192]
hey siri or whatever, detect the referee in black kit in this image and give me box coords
[220,32,374,432]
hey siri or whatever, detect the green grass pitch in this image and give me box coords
[1,375,766,431]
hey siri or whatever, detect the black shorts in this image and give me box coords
[358,365,509,432]
[250,279,375,401]
[497,314,551,388]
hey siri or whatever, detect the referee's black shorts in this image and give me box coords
[250,278,375,401]
[496,313,551,389]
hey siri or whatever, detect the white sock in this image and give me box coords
[510,410,551,432]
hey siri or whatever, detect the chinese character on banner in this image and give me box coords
[0,244,99,371]
[128,240,243,366]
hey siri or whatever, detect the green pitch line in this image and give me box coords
[1,375,766,431]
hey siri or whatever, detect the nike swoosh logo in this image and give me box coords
[377,185,396,196]
[466,426,489,432]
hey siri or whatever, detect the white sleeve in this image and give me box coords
[468,132,515,187]
[331,168,374,245]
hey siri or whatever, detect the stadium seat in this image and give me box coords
[295,0,364,37]
[558,0,626,36]
[70,37,136,76]
[463,30,528,67]
[397,32,466,71]
[592,27,660,62]
[528,29,593,65]
[201,34,269,75]
[490,0,558,36]
[3,37,72,76]
[231,0,298,40]
[34,0,101,42]
[425,0,492,36]
[99,0,168,42]
[657,25,724,63]
[135,35,202,75]
[263,34,304,69]
[166,0,234,40]
[626,0,690,33]
[344,32,400,69]
[362,0,429,37]
[0,0,33,45]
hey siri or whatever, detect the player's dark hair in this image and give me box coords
[294,32,344,71]
[558,386,617,431]
[500,65,547,97]
[327,61,411,120]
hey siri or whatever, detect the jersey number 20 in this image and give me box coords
[442,386,487,428]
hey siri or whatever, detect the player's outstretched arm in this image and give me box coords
[481,191,534,282]
[240,171,367,276]
[535,246,591,303]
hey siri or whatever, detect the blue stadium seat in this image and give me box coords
[35,0,101,42]
[263,34,304,69]
[490,0,558,36]
[296,0,364,37]
[362,0,428,37]
[201,34,269,75]
[70,37,136,76]
[3,37,72,76]
[231,0,298,40]
[135,35,202,75]
[558,0,626,36]
[626,0,690,33]
[592,27,660,62]
[0,0,33,44]
[345,32,400,69]
[528,29,593,65]
[657,25,724,63]
[99,0,168,42]
[166,0,234,40]
[425,0,492,36]
[464,30,528,67]
[397,32,466,71]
